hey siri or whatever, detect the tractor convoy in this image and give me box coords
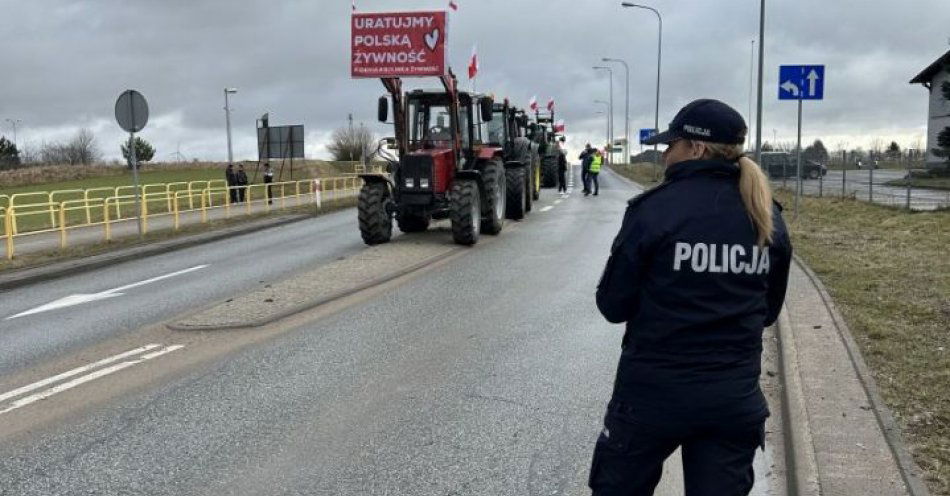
[357,71,564,246]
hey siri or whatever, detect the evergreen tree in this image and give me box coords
[0,136,20,169]
[886,141,901,160]
[803,139,829,163]
[120,136,156,167]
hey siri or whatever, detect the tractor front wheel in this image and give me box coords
[451,179,480,246]
[505,166,527,220]
[357,182,393,245]
[480,159,506,235]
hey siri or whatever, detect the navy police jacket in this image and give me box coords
[597,159,792,426]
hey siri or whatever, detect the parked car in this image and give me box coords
[760,152,827,179]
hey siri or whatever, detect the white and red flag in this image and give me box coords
[449,0,459,11]
[554,120,566,133]
[529,96,538,112]
[547,98,555,112]
[467,44,479,79]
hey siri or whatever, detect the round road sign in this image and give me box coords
[114,90,149,133]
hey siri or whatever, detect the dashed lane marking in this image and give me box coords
[540,206,554,212]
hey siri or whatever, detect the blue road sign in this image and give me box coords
[779,65,824,100]
[639,128,658,144]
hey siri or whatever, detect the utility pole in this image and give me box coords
[748,40,755,151]
[621,3,662,176]
[224,88,237,165]
[755,0,765,164]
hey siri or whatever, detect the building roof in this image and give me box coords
[910,49,950,84]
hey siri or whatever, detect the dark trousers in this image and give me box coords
[265,179,274,204]
[237,186,246,203]
[558,169,567,192]
[586,172,599,195]
[228,186,238,204]
[589,402,764,496]
[582,168,590,192]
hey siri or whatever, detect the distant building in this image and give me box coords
[910,49,950,169]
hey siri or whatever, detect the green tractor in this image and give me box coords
[532,112,561,188]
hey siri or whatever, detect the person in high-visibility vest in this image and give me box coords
[586,149,602,196]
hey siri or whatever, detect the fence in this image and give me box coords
[3,176,366,260]
[772,170,950,212]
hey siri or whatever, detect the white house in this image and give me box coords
[910,49,950,169]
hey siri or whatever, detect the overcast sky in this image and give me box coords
[0,0,947,162]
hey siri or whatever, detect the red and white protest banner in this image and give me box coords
[351,11,448,78]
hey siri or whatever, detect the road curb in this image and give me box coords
[167,247,463,332]
[774,304,821,496]
[0,213,320,292]
[792,256,932,496]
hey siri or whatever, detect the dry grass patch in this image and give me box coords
[776,191,949,494]
[607,162,664,188]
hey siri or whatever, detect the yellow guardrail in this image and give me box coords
[4,176,362,260]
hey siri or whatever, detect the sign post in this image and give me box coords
[114,90,149,238]
[779,64,824,219]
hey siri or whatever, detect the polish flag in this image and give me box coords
[468,45,478,79]
[529,96,538,112]
[547,98,555,112]
[449,0,459,10]
[554,120,566,133]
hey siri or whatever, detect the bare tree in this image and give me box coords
[38,128,101,165]
[327,123,376,162]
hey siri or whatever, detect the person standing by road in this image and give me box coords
[580,143,594,195]
[587,149,602,196]
[557,148,568,194]
[225,163,238,204]
[263,162,275,205]
[589,99,792,496]
[236,164,249,204]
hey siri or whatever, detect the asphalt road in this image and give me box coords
[0,207,366,377]
[775,169,950,210]
[0,169,779,495]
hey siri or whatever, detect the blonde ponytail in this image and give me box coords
[700,142,775,247]
[737,156,774,247]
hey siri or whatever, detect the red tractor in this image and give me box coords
[359,73,507,246]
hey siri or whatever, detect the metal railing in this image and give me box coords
[3,177,361,260]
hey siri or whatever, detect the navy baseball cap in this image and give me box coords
[643,99,747,146]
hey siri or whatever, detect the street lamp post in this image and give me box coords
[594,101,610,154]
[593,66,614,164]
[224,88,237,165]
[4,118,22,150]
[603,58,630,164]
[621,3,662,177]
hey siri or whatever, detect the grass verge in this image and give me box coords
[607,162,664,188]
[0,197,358,274]
[886,177,950,191]
[775,190,949,495]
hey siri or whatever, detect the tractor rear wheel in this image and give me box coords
[505,166,527,220]
[450,179,480,245]
[358,182,392,245]
[398,210,430,233]
[480,159,506,235]
[524,164,534,213]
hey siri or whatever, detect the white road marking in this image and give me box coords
[0,344,184,416]
[554,199,562,205]
[0,344,162,403]
[6,265,209,320]
[540,206,554,212]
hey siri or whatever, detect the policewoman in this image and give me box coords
[589,99,792,496]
